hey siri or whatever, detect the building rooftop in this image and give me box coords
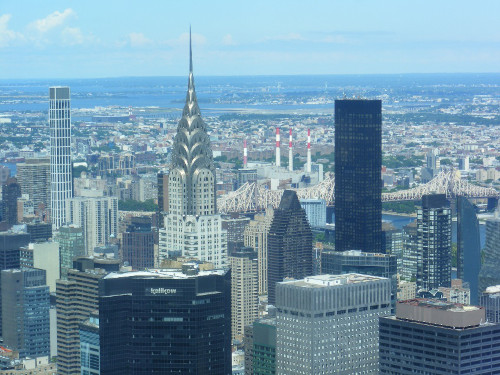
[104,268,227,280]
[395,299,486,329]
[255,317,277,327]
[283,273,386,288]
[335,250,395,258]
[401,299,480,312]
[484,285,500,294]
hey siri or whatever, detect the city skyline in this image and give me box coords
[1,0,499,79]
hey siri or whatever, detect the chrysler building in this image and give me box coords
[159,31,227,267]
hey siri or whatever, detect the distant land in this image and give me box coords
[1,73,499,118]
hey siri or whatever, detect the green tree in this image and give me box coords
[119,199,158,212]
[73,165,88,178]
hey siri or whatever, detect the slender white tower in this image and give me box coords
[288,128,293,171]
[306,128,312,173]
[276,127,281,167]
[243,139,248,169]
[49,87,73,229]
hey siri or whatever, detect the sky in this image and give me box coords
[0,0,499,79]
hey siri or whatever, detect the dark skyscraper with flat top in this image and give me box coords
[99,267,231,374]
[335,99,382,253]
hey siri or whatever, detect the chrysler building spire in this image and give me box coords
[170,28,216,216]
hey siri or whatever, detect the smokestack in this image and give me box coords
[243,139,248,169]
[276,127,281,167]
[288,128,293,171]
[306,128,311,173]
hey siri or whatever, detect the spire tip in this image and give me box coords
[189,26,193,73]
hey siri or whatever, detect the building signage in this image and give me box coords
[146,287,178,296]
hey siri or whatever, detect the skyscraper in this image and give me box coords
[158,33,227,267]
[222,213,250,255]
[244,207,274,295]
[479,215,500,294]
[79,311,100,375]
[20,241,60,292]
[321,249,398,313]
[157,170,169,217]
[66,194,118,255]
[55,225,85,279]
[26,221,52,242]
[401,220,418,282]
[267,190,313,305]
[481,285,500,323]
[334,99,382,253]
[50,87,73,229]
[16,157,51,214]
[379,299,500,374]
[381,222,403,262]
[56,257,120,375]
[1,177,21,226]
[457,196,481,304]
[246,318,277,375]
[1,268,50,358]
[299,198,326,228]
[99,267,232,374]
[121,217,155,270]
[229,247,259,342]
[0,231,29,270]
[417,194,451,290]
[276,274,391,375]
[0,231,30,336]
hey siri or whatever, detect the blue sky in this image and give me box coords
[0,0,499,78]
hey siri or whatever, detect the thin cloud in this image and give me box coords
[0,14,24,47]
[61,27,84,46]
[265,33,306,42]
[322,35,351,44]
[129,32,153,47]
[222,34,236,46]
[163,32,207,47]
[29,8,75,34]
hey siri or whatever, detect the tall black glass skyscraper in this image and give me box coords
[267,190,313,305]
[457,196,481,304]
[334,99,382,253]
[99,267,231,375]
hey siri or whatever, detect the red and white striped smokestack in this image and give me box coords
[306,128,311,173]
[275,127,281,167]
[288,128,293,171]
[243,139,248,169]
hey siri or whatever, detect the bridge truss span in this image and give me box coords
[217,169,499,213]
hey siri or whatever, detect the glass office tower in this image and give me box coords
[334,99,382,253]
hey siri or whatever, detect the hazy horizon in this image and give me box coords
[1,72,500,82]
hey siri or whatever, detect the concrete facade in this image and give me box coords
[275,274,391,375]
[229,248,259,342]
[244,207,274,295]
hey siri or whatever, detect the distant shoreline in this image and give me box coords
[382,211,417,218]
